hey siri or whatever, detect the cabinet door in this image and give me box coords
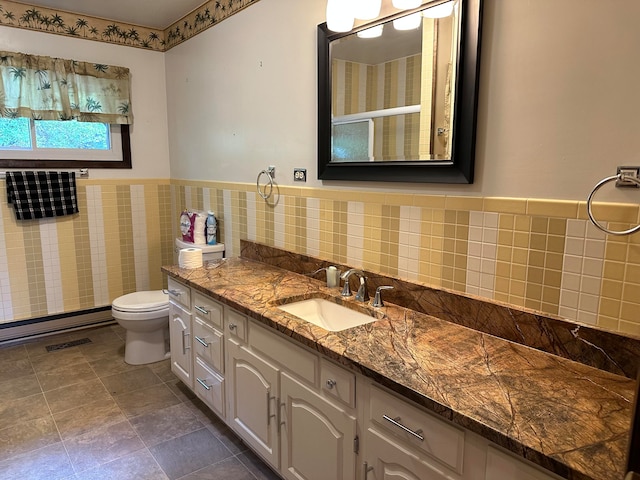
[169,302,192,388]
[280,372,357,480]
[363,428,454,480]
[226,337,280,470]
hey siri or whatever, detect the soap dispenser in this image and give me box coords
[308,266,341,288]
[325,266,340,288]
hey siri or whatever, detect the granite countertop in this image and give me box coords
[162,257,635,480]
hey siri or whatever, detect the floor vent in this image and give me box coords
[46,337,92,352]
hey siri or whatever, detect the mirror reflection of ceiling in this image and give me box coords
[331,23,422,65]
[7,0,206,29]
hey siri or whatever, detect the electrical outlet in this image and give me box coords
[294,168,307,182]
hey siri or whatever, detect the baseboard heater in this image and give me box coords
[0,307,114,344]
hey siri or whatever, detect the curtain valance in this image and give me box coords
[0,51,133,124]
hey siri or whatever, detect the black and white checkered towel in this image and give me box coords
[5,171,79,220]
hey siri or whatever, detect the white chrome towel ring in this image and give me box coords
[256,167,275,200]
[587,172,640,236]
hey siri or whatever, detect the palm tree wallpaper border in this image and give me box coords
[0,0,260,52]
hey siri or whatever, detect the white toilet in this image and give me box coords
[112,290,170,365]
[112,239,225,365]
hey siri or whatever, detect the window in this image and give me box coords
[0,118,131,169]
[0,50,134,169]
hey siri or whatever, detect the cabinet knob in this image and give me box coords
[326,379,337,389]
[228,323,237,331]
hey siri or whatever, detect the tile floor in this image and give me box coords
[0,324,281,480]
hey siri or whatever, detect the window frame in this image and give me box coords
[0,124,131,169]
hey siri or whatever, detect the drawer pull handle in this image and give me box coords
[363,462,374,479]
[196,377,211,391]
[228,323,237,331]
[326,379,337,389]
[382,415,424,442]
[164,288,181,297]
[267,393,277,425]
[181,331,190,354]
[195,336,209,347]
[194,305,209,315]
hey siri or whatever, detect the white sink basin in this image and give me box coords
[278,298,377,332]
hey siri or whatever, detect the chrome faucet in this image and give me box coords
[340,269,369,302]
[372,285,394,307]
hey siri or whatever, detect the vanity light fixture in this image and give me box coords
[393,11,422,30]
[353,0,382,20]
[326,0,355,32]
[357,24,384,38]
[391,0,421,9]
[423,0,455,18]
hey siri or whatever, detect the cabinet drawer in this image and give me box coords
[369,384,464,474]
[320,358,355,408]
[365,427,453,480]
[194,356,225,418]
[167,278,191,310]
[193,291,223,330]
[486,446,561,480]
[250,321,318,386]
[193,316,224,373]
[226,308,248,343]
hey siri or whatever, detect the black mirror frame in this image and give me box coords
[318,0,483,184]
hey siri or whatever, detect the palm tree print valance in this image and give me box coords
[0,50,133,124]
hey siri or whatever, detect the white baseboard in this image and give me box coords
[0,309,115,344]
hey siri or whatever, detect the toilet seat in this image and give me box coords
[112,290,169,314]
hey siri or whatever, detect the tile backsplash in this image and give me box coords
[240,239,640,380]
[172,180,640,338]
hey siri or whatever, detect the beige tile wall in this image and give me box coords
[2,177,638,338]
[171,180,640,337]
[0,179,173,324]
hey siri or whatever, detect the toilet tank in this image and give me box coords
[175,238,225,262]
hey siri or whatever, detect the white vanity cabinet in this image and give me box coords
[279,370,357,480]
[226,336,280,468]
[192,291,226,418]
[225,307,358,480]
[361,383,468,480]
[168,278,192,388]
[484,446,563,480]
[361,381,560,480]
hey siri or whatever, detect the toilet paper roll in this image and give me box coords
[179,247,203,269]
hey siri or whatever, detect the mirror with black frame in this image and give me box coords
[317,0,482,183]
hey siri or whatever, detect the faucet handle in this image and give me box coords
[372,285,394,307]
[341,277,352,297]
[355,276,369,302]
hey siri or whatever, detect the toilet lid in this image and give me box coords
[112,290,169,313]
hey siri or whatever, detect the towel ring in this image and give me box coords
[257,168,274,200]
[587,173,640,236]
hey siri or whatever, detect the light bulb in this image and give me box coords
[393,12,422,30]
[423,1,454,18]
[353,0,382,20]
[391,0,421,9]
[326,0,355,32]
[357,24,384,38]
